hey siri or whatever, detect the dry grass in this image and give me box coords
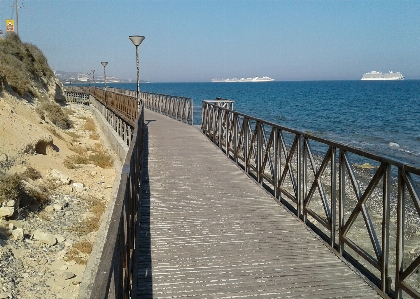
[74,239,93,254]
[68,144,86,156]
[46,127,65,141]
[89,152,113,168]
[0,173,21,205]
[64,131,80,142]
[36,102,72,130]
[64,239,93,265]
[22,166,42,180]
[82,117,96,132]
[64,247,86,265]
[64,142,113,169]
[0,167,50,217]
[63,154,89,169]
[71,195,105,236]
[90,133,99,140]
[0,33,54,97]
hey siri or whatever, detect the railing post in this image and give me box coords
[338,150,345,255]
[225,110,229,156]
[302,137,308,223]
[274,127,279,199]
[244,118,249,173]
[233,114,238,164]
[257,121,262,184]
[395,167,405,299]
[330,146,337,248]
[381,163,391,294]
[297,134,302,218]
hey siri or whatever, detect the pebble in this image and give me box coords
[62,272,76,280]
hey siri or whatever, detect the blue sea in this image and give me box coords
[106,81,420,168]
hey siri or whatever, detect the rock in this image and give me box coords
[5,200,15,207]
[8,223,13,230]
[0,207,14,218]
[44,206,55,213]
[11,228,24,241]
[55,235,66,243]
[49,169,71,185]
[53,204,63,211]
[31,229,57,246]
[62,272,76,280]
[72,182,84,192]
[38,258,48,265]
[0,292,12,299]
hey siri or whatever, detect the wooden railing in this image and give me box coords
[89,106,144,299]
[202,99,420,299]
[140,91,193,125]
[63,86,193,298]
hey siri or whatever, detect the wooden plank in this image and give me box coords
[134,109,383,298]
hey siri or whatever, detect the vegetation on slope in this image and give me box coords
[0,33,54,97]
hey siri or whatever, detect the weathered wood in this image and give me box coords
[135,110,383,298]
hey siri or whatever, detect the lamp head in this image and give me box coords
[129,35,145,46]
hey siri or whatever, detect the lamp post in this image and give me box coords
[101,62,108,119]
[91,69,95,88]
[101,62,108,91]
[129,35,145,107]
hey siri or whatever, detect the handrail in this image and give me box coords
[63,86,194,298]
[202,99,420,299]
[140,91,193,125]
[64,86,142,298]
[88,105,144,299]
[65,86,194,126]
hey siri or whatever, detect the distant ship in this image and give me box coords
[361,71,404,80]
[212,76,275,82]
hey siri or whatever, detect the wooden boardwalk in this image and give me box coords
[135,109,382,298]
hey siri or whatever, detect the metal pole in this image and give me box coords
[92,70,95,88]
[15,0,18,36]
[103,65,107,91]
[129,35,145,109]
[135,44,140,107]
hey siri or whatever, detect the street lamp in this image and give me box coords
[129,35,145,107]
[101,62,108,91]
[91,69,95,88]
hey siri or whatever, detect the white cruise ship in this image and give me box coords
[212,76,274,82]
[361,71,404,80]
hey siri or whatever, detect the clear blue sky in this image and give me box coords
[2,0,420,82]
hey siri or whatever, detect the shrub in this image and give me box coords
[81,117,96,132]
[36,102,72,129]
[22,167,42,180]
[63,155,89,169]
[0,169,49,215]
[0,173,21,204]
[0,33,55,97]
[89,152,113,168]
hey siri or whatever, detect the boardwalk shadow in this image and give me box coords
[134,122,153,298]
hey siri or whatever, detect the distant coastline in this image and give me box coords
[212,76,274,83]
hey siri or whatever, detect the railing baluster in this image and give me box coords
[200,99,420,299]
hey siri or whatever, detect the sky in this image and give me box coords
[1,0,420,82]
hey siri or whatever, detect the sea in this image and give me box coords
[105,80,420,169]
